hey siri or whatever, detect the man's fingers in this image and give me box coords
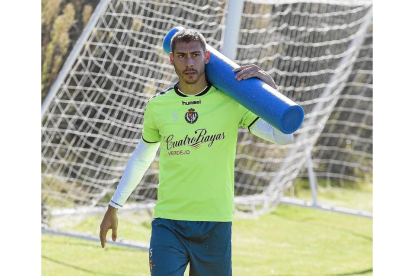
[100,226,108,248]
[235,69,249,80]
[112,227,117,242]
[232,64,255,72]
[100,234,107,248]
[233,64,260,80]
[232,66,246,72]
[235,70,259,81]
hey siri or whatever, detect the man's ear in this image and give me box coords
[205,51,210,64]
[169,52,174,64]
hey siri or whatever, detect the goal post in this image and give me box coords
[41,0,373,244]
[221,0,245,60]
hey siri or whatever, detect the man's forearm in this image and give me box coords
[251,118,294,145]
[109,140,159,209]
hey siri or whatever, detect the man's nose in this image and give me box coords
[185,57,194,67]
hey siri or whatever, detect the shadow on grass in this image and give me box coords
[42,236,141,253]
[343,229,372,242]
[275,268,372,276]
[271,212,372,242]
[330,268,373,275]
[42,255,132,276]
[142,221,152,229]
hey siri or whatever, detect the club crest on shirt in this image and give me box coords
[185,108,198,124]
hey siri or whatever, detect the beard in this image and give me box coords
[173,63,205,85]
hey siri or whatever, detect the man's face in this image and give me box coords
[170,41,210,85]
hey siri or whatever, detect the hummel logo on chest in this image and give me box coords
[182,100,201,105]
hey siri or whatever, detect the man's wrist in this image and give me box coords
[108,205,118,212]
[109,199,123,210]
[260,71,277,89]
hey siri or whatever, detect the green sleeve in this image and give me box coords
[142,101,161,144]
[238,103,260,132]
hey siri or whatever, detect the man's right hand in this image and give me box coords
[99,205,118,248]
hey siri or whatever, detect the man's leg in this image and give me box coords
[149,218,189,276]
[187,222,232,276]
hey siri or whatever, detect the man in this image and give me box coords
[100,29,294,276]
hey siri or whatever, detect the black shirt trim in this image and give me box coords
[142,137,159,144]
[248,117,260,132]
[110,200,123,208]
[150,85,174,100]
[174,82,212,97]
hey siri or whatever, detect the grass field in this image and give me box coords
[42,196,372,276]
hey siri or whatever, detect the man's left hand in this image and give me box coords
[233,64,278,90]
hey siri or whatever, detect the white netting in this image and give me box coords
[233,1,373,208]
[41,0,373,224]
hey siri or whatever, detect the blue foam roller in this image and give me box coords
[162,27,304,134]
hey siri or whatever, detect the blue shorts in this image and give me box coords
[149,218,232,276]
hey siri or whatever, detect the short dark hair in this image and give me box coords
[170,29,207,53]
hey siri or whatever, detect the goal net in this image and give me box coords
[41,0,373,237]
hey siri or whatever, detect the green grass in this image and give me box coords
[42,204,372,275]
[291,180,373,212]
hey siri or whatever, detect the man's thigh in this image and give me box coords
[188,221,232,276]
[149,218,189,276]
